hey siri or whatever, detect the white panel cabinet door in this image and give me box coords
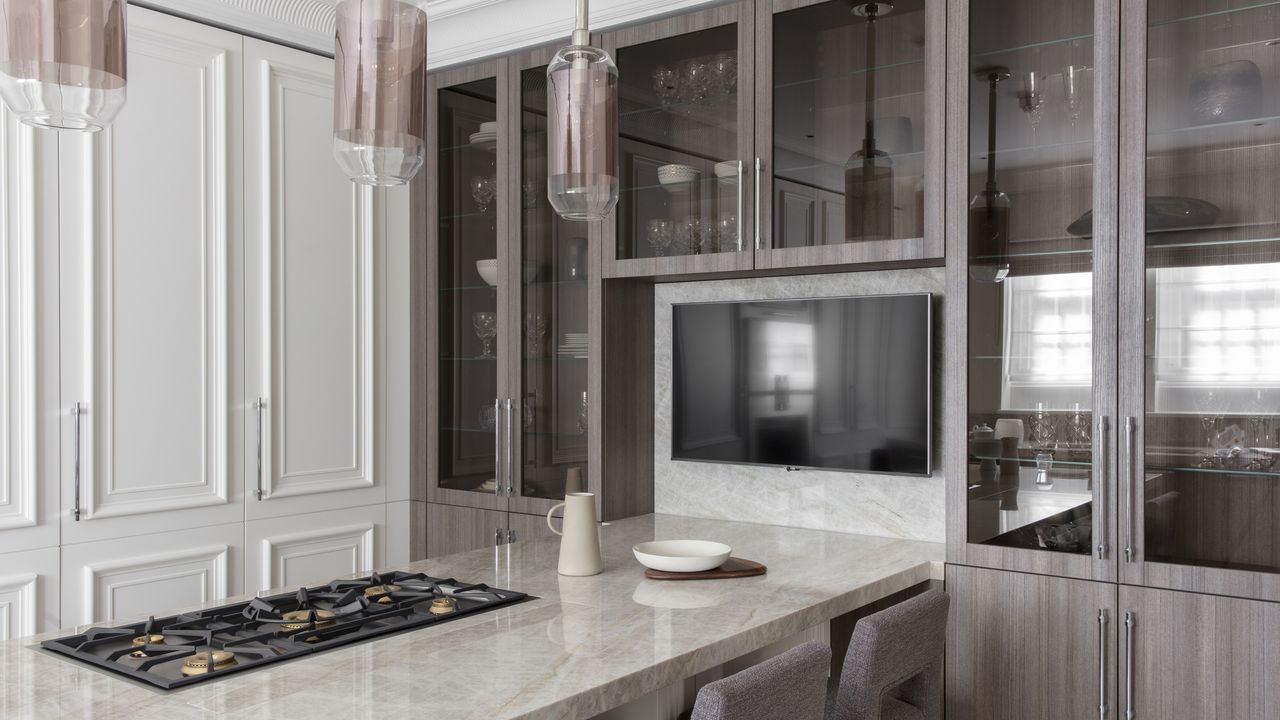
[58,7,246,544]
[0,105,59,555]
[243,38,385,520]
[245,503,385,593]
[0,547,59,640]
[60,522,244,626]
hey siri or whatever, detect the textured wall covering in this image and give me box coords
[653,268,947,542]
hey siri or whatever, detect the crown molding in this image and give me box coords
[136,0,718,66]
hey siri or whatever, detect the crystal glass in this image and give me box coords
[546,44,619,221]
[478,404,497,431]
[333,0,427,185]
[1017,70,1044,138]
[711,51,737,97]
[0,0,127,131]
[1193,390,1223,468]
[576,391,589,434]
[1062,64,1087,126]
[472,311,497,358]
[524,311,548,355]
[646,219,673,257]
[471,175,495,213]
[652,65,678,106]
[682,57,711,104]
[716,213,738,253]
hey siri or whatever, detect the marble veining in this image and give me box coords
[654,268,948,543]
[0,514,942,720]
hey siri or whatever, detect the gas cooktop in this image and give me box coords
[39,571,530,690]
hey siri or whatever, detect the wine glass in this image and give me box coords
[652,65,678,107]
[478,404,497,431]
[524,311,548,355]
[1062,65,1087,127]
[646,219,673,257]
[1192,389,1223,467]
[576,391,588,434]
[1029,402,1056,453]
[471,175,495,213]
[1017,71,1045,139]
[682,57,711,105]
[472,311,497,358]
[711,52,737,97]
[716,213,738,253]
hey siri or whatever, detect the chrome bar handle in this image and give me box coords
[507,529,515,544]
[493,398,502,497]
[1097,416,1110,559]
[1098,609,1108,720]
[1124,416,1136,562]
[753,158,763,250]
[495,527,503,546]
[1124,611,1135,719]
[253,398,265,500]
[735,160,744,252]
[71,403,83,521]
[505,398,514,496]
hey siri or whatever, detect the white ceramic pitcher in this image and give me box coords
[547,492,603,576]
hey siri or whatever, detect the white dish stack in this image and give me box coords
[469,121,498,150]
[557,333,589,359]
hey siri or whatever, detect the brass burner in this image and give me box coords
[180,649,237,676]
[428,597,456,615]
[280,608,336,631]
[131,634,165,647]
[363,584,401,604]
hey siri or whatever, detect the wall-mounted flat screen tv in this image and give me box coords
[672,294,932,475]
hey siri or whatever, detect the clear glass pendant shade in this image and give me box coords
[546,44,618,221]
[0,0,127,131]
[333,0,426,186]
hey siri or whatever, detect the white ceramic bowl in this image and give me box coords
[657,164,701,187]
[478,121,499,133]
[475,259,499,286]
[633,540,732,573]
[714,160,740,179]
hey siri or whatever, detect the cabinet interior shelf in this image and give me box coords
[1146,463,1280,479]
[439,278,587,294]
[969,455,1095,469]
[440,210,499,222]
[971,32,1095,61]
[440,355,588,362]
[442,425,589,439]
[772,56,925,91]
[1148,113,1280,153]
[1149,0,1280,29]
[438,141,500,155]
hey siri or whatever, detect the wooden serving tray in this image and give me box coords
[643,557,767,581]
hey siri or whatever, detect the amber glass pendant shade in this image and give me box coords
[0,0,127,131]
[333,0,427,186]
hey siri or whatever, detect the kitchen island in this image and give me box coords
[0,514,943,719]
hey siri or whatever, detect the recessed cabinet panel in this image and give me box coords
[244,39,383,519]
[0,547,58,640]
[246,503,384,592]
[59,7,246,542]
[1138,0,1280,581]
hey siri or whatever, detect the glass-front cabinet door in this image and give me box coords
[507,50,597,517]
[949,0,1118,580]
[1122,0,1280,600]
[426,63,512,512]
[754,0,943,269]
[599,2,756,277]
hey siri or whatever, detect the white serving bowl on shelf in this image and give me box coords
[632,540,732,573]
[714,160,741,180]
[475,259,499,286]
[657,164,701,188]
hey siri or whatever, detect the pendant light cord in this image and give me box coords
[572,0,590,45]
[862,4,878,158]
[985,72,999,193]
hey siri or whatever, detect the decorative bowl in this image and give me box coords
[632,540,732,573]
[657,164,701,187]
[475,259,499,286]
[714,160,740,179]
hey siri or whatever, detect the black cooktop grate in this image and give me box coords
[39,571,530,690]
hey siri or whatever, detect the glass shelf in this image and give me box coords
[443,425,589,439]
[772,57,925,91]
[971,32,1095,60]
[1148,113,1280,153]
[438,140,499,154]
[439,211,499,222]
[1149,0,1280,29]
[619,94,738,121]
[970,454,1095,469]
[622,173,744,195]
[440,284,497,293]
[971,245,1094,262]
[1147,463,1280,478]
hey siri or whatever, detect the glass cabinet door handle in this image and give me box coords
[493,398,502,497]
[505,398,514,496]
[736,160,744,252]
[1098,609,1108,720]
[1096,415,1110,559]
[253,398,265,500]
[1124,416,1136,563]
[1124,611,1135,720]
[753,158,763,251]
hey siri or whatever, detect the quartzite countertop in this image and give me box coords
[0,514,943,720]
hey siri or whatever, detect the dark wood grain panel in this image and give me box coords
[426,502,506,558]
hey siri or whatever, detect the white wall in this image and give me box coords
[653,268,947,543]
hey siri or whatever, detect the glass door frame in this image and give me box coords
[1118,0,1280,602]
[944,0,1120,583]
[752,0,946,270]
[424,59,514,513]
[505,45,604,518]
[598,0,758,279]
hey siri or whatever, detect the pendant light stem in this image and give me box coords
[572,0,590,45]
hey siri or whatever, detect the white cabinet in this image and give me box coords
[60,523,243,626]
[0,547,59,639]
[243,38,386,521]
[245,503,385,592]
[0,105,59,555]
[57,8,246,544]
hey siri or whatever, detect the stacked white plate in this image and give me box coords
[557,332,589,359]
[469,121,498,150]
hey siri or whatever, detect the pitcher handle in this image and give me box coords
[546,502,566,536]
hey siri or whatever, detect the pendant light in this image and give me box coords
[969,66,1011,283]
[546,0,618,221]
[333,0,427,186]
[0,0,127,131]
[844,1,894,243]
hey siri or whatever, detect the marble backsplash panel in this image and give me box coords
[653,267,947,543]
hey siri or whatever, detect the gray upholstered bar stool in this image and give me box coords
[688,641,831,720]
[827,589,951,720]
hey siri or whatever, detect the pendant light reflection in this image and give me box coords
[333,0,427,186]
[0,0,127,131]
[546,0,618,221]
[969,66,1011,283]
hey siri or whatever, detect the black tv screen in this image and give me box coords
[672,294,932,475]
